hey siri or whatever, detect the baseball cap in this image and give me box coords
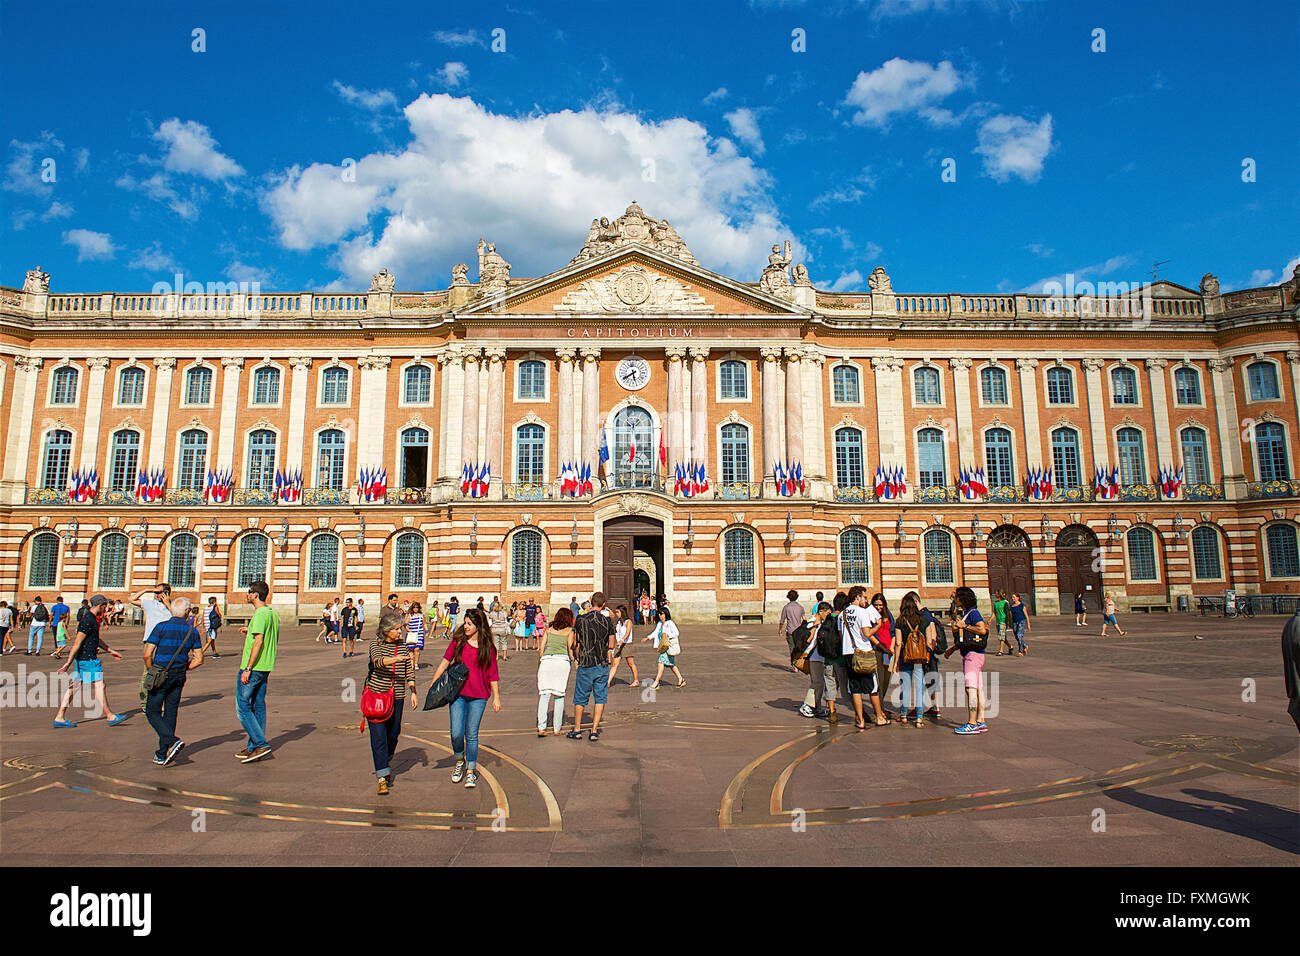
[89,595,108,607]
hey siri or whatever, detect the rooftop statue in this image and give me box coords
[868,266,893,295]
[759,241,793,298]
[477,239,512,297]
[570,204,698,266]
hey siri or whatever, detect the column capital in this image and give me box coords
[1208,357,1233,372]
[86,356,112,370]
[1015,357,1039,370]
[799,347,825,367]
[289,356,313,371]
[14,355,43,372]
[1144,357,1168,371]
[687,346,710,362]
[665,346,688,362]
[870,356,903,371]
[783,348,801,364]
[759,346,783,362]
[220,356,245,370]
[1081,357,1106,371]
[579,347,602,363]
[948,357,973,370]
[483,347,507,364]
[462,349,481,367]
[555,347,577,363]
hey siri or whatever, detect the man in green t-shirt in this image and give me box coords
[235,580,279,762]
[992,591,1013,656]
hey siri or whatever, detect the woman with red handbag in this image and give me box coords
[365,619,415,795]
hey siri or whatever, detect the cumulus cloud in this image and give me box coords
[262,93,800,288]
[43,200,74,221]
[829,270,864,292]
[5,131,64,196]
[63,228,116,262]
[116,169,200,220]
[128,241,182,273]
[724,108,764,155]
[844,58,968,127]
[1020,254,1135,294]
[333,81,399,111]
[975,113,1054,182]
[433,62,470,88]
[155,118,244,180]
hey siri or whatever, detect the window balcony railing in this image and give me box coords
[503,482,551,501]
[833,485,871,503]
[916,484,954,503]
[232,488,277,506]
[164,488,208,506]
[98,490,137,506]
[391,487,426,504]
[1183,481,1225,501]
[1247,478,1300,499]
[1118,483,1159,502]
[605,473,665,493]
[303,488,350,506]
[25,488,73,506]
[716,481,762,500]
[985,484,1028,503]
[1050,486,1094,503]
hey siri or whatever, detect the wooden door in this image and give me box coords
[603,535,635,612]
[987,547,1035,613]
[1056,549,1101,613]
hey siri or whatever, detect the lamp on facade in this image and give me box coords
[1040,514,1051,547]
[971,514,981,550]
[685,513,695,549]
[785,511,793,545]
[357,515,366,552]
[276,518,289,550]
[63,518,79,549]
[470,512,478,549]
[133,520,148,552]
[1172,513,1186,543]
[205,520,218,551]
[896,514,908,545]
[1107,513,1119,544]
[570,515,579,550]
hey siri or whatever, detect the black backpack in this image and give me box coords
[816,614,841,659]
[788,620,812,662]
[33,603,49,623]
[210,607,223,629]
[922,608,947,655]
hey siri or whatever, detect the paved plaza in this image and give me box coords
[1,614,1296,866]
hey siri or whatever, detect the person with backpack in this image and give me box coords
[840,585,888,730]
[427,608,500,788]
[921,601,946,721]
[798,601,837,721]
[943,586,991,735]
[203,597,223,659]
[48,595,70,659]
[366,617,415,795]
[893,592,936,727]
[27,596,49,655]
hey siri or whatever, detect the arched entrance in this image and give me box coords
[986,525,1034,613]
[602,515,663,616]
[1055,524,1101,613]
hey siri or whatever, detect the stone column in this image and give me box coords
[760,346,782,479]
[461,349,481,467]
[215,357,244,474]
[1,356,42,501]
[286,356,312,478]
[484,348,507,487]
[1288,352,1300,445]
[556,348,576,465]
[80,357,112,472]
[950,356,974,473]
[580,347,601,465]
[1081,358,1108,471]
[1209,357,1245,499]
[783,348,804,467]
[1145,358,1172,470]
[689,347,709,470]
[440,348,464,479]
[801,348,827,482]
[665,346,687,473]
[1016,359,1043,471]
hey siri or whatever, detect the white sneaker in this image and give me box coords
[451,759,466,783]
[798,704,816,718]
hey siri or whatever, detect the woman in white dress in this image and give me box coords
[536,607,575,736]
[641,608,685,690]
[606,605,640,688]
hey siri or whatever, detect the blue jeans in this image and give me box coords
[28,623,45,653]
[368,696,404,777]
[146,671,186,757]
[1013,621,1028,653]
[449,695,488,768]
[236,670,270,750]
[898,662,926,720]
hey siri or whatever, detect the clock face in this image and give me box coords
[616,356,651,391]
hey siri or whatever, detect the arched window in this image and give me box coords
[400,427,429,488]
[168,533,198,589]
[980,366,1008,405]
[28,532,59,588]
[834,428,864,488]
[1047,366,1074,404]
[247,430,277,492]
[984,427,1014,488]
[108,430,141,492]
[917,427,946,488]
[720,423,750,484]
[185,366,212,405]
[1174,366,1201,405]
[1180,427,1211,485]
[403,364,432,404]
[914,366,940,404]
[832,365,860,403]
[178,429,208,491]
[237,534,269,588]
[1116,427,1146,486]
[51,366,78,405]
[97,532,129,589]
[1051,428,1082,488]
[839,529,870,584]
[1191,526,1222,580]
[515,424,546,484]
[42,430,73,490]
[517,360,546,400]
[1126,527,1157,580]
[723,528,755,586]
[316,429,346,490]
[719,360,748,400]
[309,534,340,590]
[1255,422,1289,481]
[613,406,654,487]
[395,532,424,588]
[511,529,543,588]
[1266,524,1300,577]
[252,366,280,404]
[923,528,954,584]
[1247,361,1280,401]
[321,367,348,405]
[118,366,145,405]
[1111,366,1138,405]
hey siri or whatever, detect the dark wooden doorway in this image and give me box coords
[1055,524,1101,613]
[602,516,663,616]
[985,525,1034,614]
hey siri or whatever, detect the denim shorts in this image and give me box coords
[74,659,104,683]
[573,665,609,707]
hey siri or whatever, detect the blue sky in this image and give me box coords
[3,0,1297,297]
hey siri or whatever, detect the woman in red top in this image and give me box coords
[427,607,500,789]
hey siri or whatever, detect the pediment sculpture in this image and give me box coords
[570,203,698,266]
[476,239,511,297]
[553,265,713,314]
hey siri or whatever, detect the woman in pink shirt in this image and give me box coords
[427,608,500,789]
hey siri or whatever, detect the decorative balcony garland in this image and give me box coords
[134,468,166,502]
[357,466,388,502]
[674,461,710,497]
[205,469,233,503]
[1094,465,1119,499]
[275,468,303,503]
[873,464,906,500]
[1025,465,1054,500]
[559,461,593,497]
[957,465,988,499]
[67,467,99,502]
[460,462,490,498]
[1157,464,1183,499]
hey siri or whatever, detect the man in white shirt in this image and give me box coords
[130,584,173,707]
[838,585,887,728]
[329,599,342,644]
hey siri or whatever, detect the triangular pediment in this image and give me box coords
[458,244,809,317]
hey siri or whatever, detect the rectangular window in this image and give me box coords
[1191,528,1221,579]
[1128,531,1157,581]
[237,537,268,588]
[29,535,59,588]
[923,532,953,584]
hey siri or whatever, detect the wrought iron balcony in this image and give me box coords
[24,488,73,506]
[1118,483,1159,502]
[716,481,762,500]
[232,488,277,506]
[98,490,137,506]
[985,484,1028,503]
[1051,486,1095,503]
[503,483,551,501]
[303,488,350,506]
[163,488,208,506]
[833,485,871,503]
[1183,481,1225,501]
[916,484,954,503]
[391,486,426,504]
[1247,478,1300,499]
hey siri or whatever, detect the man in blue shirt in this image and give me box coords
[49,595,71,659]
[143,596,205,765]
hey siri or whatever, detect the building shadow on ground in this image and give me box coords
[1105,786,1300,854]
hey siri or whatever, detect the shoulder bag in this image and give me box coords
[423,657,470,711]
[955,610,989,653]
[143,626,197,694]
[361,656,395,722]
[901,620,929,664]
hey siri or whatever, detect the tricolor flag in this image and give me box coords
[874,465,886,499]
[970,467,988,497]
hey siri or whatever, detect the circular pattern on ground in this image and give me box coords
[5,751,129,771]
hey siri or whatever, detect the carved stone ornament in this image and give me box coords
[108,517,119,528]
[733,512,745,525]
[23,267,50,294]
[1135,513,1147,525]
[792,263,812,286]
[521,513,533,525]
[248,517,259,528]
[618,496,645,515]
[317,517,329,529]
[1199,273,1220,298]
[759,241,794,299]
[40,516,50,528]
[726,409,742,423]
[850,515,861,525]
[570,204,698,266]
[452,263,469,286]
[1273,509,1286,520]
[1200,512,1212,523]
[867,266,893,294]
[932,514,945,525]
[403,516,415,527]
[178,517,189,529]
[1003,514,1015,526]
[369,269,395,293]
[553,265,713,314]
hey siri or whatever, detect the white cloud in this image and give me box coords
[115,169,200,220]
[5,131,64,196]
[829,270,864,292]
[1020,254,1136,294]
[811,167,876,208]
[226,260,275,286]
[844,58,968,127]
[62,228,116,262]
[333,81,399,111]
[433,29,484,47]
[1248,269,1275,287]
[434,62,470,88]
[128,242,182,273]
[975,113,1054,182]
[724,108,764,155]
[703,87,728,105]
[43,200,74,221]
[262,93,800,288]
[154,118,244,180]
[1024,242,1054,258]
[75,147,89,172]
